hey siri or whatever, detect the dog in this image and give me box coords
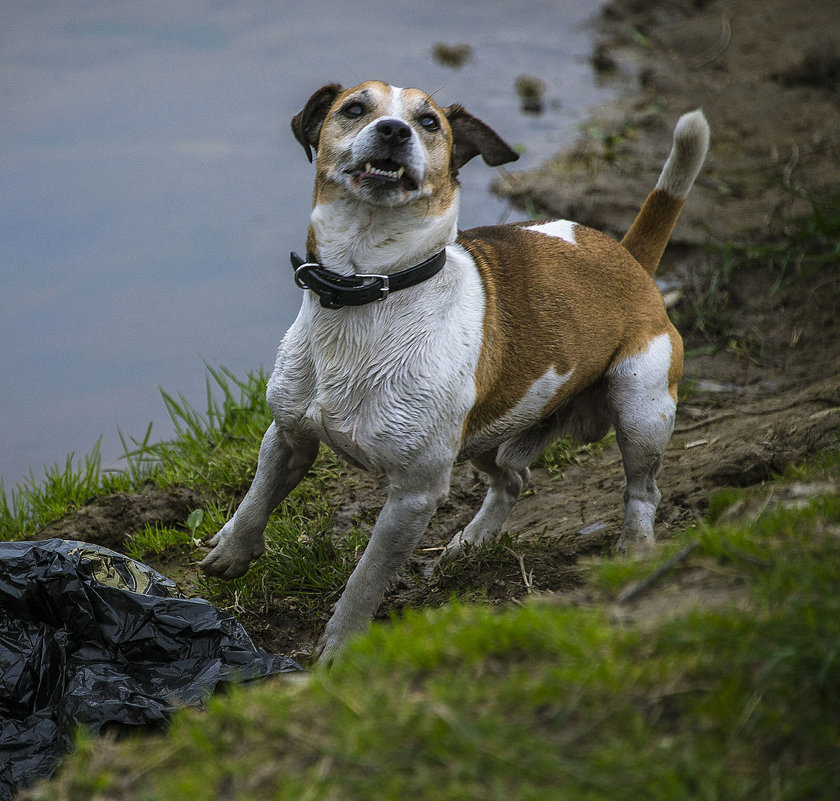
[200,80,710,661]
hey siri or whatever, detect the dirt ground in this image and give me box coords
[36,0,840,659]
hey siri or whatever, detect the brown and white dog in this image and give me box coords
[201,80,710,660]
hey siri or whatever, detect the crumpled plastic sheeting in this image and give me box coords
[0,539,301,800]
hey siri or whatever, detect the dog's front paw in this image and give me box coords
[199,523,265,579]
[314,625,347,665]
[314,607,369,664]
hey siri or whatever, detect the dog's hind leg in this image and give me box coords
[443,385,613,560]
[443,450,529,557]
[200,422,319,579]
[317,465,452,661]
[607,332,680,553]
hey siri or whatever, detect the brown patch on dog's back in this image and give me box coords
[460,222,676,437]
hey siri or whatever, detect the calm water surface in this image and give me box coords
[0,0,613,492]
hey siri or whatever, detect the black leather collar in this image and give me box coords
[290,249,446,310]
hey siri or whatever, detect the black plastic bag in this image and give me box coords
[0,539,301,800]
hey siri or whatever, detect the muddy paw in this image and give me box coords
[438,530,469,565]
[614,532,657,558]
[199,527,264,579]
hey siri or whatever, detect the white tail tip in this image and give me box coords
[655,109,710,199]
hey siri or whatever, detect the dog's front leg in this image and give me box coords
[200,422,319,579]
[317,470,451,661]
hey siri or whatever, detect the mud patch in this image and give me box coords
[434,547,581,601]
[774,40,840,95]
[235,608,322,665]
[37,486,204,550]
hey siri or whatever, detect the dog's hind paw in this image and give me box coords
[614,531,657,558]
[437,530,472,566]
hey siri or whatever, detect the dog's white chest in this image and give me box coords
[300,322,396,469]
[272,247,487,473]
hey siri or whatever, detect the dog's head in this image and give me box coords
[291,81,519,210]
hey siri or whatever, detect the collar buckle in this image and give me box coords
[355,273,390,301]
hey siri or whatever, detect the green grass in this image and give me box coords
[128,363,276,495]
[536,432,615,478]
[29,445,840,800]
[194,469,371,621]
[124,524,198,562]
[0,440,134,540]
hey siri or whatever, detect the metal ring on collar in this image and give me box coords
[293,263,318,290]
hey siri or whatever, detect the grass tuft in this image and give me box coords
[0,440,133,541]
[125,524,198,562]
[126,364,275,494]
[196,455,370,621]
[536,432,615,478]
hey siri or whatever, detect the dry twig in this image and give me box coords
[617,542,699,604]
[506,547,535,595]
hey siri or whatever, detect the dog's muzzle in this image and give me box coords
[343,117,422,192]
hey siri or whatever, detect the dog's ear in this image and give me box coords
[444,105,520,171]
[291,84,343,163]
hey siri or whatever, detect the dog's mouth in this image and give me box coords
[345,159,419,192]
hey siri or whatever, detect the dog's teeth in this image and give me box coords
[361,162,404,180]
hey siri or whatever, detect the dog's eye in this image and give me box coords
[341,102,366,119]
[418,114,440,132]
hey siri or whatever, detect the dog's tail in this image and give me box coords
[621,110,710,276]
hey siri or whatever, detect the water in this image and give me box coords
[1,0,613,492]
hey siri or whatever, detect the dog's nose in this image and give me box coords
[375,118,412,145]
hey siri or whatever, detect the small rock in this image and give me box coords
[515,75,547,114]
[432,43,472,69]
